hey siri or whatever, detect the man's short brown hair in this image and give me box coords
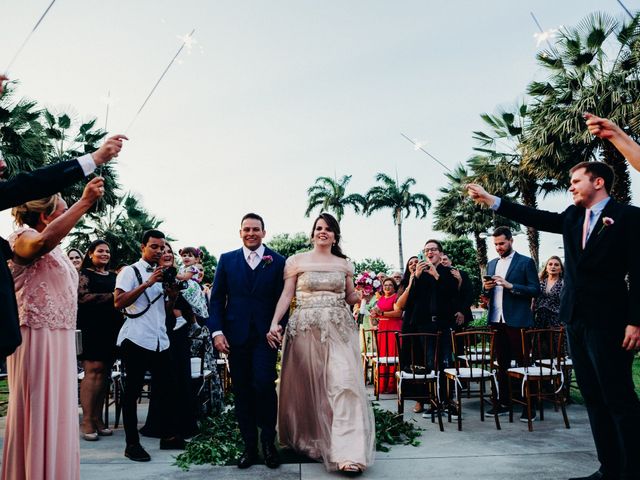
[570,161,615,194]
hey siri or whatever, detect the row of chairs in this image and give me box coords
[361,327,572,432]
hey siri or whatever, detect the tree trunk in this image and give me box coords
[473,231,488,273]
[396,209,404,269]
[602,143,632,205]
[521,181,539,269]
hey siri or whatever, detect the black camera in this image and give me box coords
[162,266,188,290]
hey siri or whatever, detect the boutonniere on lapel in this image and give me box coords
[261,255,273,268]
[597,217,615,235]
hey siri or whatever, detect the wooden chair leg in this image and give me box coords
[525,381,533,432]
[507,375,514,423]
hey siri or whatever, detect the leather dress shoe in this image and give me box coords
[237,448,258,469]
[124,443,151,462]
[262,442,281,469]
[568,471,607,480]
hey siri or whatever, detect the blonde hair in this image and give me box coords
[12,194,59,228]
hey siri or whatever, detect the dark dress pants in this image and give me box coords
[490,323,528,405]
[228,330,278,450]
[567,322,640,480]
[120,339,180,446]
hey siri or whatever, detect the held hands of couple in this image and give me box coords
[266,323,283,349]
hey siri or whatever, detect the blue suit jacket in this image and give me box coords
[486,251,540,328]
[207,246,286,346]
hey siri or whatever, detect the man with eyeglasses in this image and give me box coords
[404,240,463,413]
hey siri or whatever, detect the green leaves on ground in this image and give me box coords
[174,408,244,471]
[373,403,422,452]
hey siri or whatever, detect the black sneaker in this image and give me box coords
[125,443,151,462]
[159,436,186,450]
[486,405,509,417]
[520,408,537,423]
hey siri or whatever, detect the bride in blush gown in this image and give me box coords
[267,213,375,475]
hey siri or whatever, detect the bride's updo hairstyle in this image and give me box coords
[310,212,347,259]
[12,194,59,228]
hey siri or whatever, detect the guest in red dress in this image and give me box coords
[371,278,403,394]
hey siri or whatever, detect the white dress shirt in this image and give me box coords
[77,153,98,176]
[115,259,169,351]
[243,244,265,270]
[489,250,515,324]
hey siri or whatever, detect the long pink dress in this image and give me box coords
[278,254,375,472]
[2,227,80,480]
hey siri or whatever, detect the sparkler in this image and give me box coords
[125,29,196,133]
[616,0,634,20]
[5,0,57,74]
[400,132,451,172]
[530,12,556,50]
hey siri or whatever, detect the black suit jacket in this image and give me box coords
[497,198,640,328]
[408,264,461,329]
[0,160,86,356]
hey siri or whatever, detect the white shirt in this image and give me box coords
[243,244,265,270]
[489,250,515,324]
[115,259,169,351]
[77,153,98,176]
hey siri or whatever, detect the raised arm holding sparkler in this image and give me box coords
[584,113,640,173]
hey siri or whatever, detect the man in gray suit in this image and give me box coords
[483,226,540,419]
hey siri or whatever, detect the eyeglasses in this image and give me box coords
[424,247,439,252]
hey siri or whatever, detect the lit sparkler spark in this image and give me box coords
[413,139,427,151]
[533,28,558,47]
[177,32,197,55]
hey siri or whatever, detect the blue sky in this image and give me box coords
[2,0,639,269]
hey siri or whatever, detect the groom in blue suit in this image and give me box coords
[208,213,286,469]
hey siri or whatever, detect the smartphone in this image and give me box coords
[483,275,493,281]
[417,251,426,262]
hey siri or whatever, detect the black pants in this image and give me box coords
[228,334,278,449]
[490,323,528,405]
[567,322,640,480]
[120,339,179,446]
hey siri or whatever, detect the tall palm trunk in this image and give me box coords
[602,143,632,205]
[396,209,404,269]
[521,181,539,268]
[473,231,488,273]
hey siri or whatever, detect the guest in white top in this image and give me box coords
[114,229,185,462]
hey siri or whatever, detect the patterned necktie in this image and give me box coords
[581,208,592,249]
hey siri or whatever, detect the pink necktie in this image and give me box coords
[248,251,258,269]
[581,208,592,249]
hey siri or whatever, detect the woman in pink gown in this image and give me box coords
[2,179,104,480]
[370,278,402,394]
[267,213,375,475]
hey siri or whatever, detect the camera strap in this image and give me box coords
[121,265,164,319]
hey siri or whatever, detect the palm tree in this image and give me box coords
[304,175,366,222]
[524,11,640,204]
[365,173,430,268]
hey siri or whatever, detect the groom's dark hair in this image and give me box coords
[241,213,265,230]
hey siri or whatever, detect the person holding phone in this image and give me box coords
[481,227,541,421]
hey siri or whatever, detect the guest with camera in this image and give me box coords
[114,230,185,462]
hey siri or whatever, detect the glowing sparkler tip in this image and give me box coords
[533,28,558,47]
[177,32,198,54]
[413,139,427,151]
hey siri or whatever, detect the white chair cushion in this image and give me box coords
[373,356,399,364]
[395,370,437,380]
[508,366,560,377]
[444,367,493,379]
[458,353,491,362]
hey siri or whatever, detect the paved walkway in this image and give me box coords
[0,389,599,479]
